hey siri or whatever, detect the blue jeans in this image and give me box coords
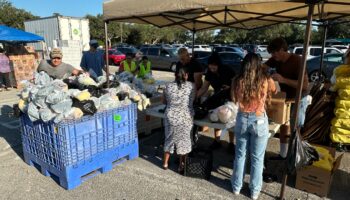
[231,112,269,196]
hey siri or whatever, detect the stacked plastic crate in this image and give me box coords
[20,103,138,189]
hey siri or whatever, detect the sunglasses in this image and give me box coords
[52,57,62,60]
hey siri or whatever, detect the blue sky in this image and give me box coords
[10,0,104,17]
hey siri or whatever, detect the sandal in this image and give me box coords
[162,164,168,170]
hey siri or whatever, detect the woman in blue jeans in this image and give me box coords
[231,53,276,199]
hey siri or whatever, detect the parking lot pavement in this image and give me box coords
[0,70,349,200]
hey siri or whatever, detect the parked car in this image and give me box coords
[212,46,245,58]
[197,52,243,74]
[116,46,139,56]
[292,46,343,60]
[257,48,271,61]
[140,47,178,71]
[307,53,344,83]
[188,45,212,53]
[108,49,126,65]
[257,45,268,52]
[332,45,349,53]
[193,51,212,59]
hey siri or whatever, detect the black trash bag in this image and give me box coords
[201,89,230,110]
[63,78,80,89]
[72,99,97,115]
[102,80,120,89]
[287,131,319,174]
[117,92,129,101]
[86,85,108,98]
[193,105,208,120]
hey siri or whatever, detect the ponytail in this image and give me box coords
[175,67,188,89]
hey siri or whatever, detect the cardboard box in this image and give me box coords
[266,92,291,124]
[295,145,343,197]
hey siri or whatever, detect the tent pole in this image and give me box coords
[192,28,196,55]
[319,22,328,82]
[104,21,110,87]
[279,2,315,200]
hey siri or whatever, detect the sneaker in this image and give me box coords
[233,191,240,195]
[209,140,221,149]
[251,193,259,200]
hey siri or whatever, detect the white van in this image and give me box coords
[292,46,343,60]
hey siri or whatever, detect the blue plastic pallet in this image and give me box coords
[20,104,137,169]
[23,139,139,190]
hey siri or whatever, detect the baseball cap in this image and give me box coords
[50,48,62,58]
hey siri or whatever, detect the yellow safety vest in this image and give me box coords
[138,61,151,78]
[123,60,137,73]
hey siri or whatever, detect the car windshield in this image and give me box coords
[162,48,176,56]
[109,50,123,55]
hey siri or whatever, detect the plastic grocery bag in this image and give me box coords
[335,108,350,119]
[338,89,350,99]
[287,131,319,174]
[46,90,70,105]
[27,102,40,122]
[39,107,57,122]
[78,74,97,86]
[90,97,101,110]
[50,99,73,114]
[51,79,68,91]
[34,71,52,85]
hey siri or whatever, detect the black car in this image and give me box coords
[307,53,344,83]
[197,52,243,74]
[193,51,212,59]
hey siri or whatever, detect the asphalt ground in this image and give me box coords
[0,69,349,200]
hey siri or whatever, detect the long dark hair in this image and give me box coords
[233,53,268,104]
[176,67,188,89]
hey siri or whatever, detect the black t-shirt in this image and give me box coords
[205,66,235,93]
[176,58,204,83]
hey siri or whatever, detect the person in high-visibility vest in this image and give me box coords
[138,56,152,78]
[119,53,137,75]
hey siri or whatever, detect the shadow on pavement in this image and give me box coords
[0,104,24,159]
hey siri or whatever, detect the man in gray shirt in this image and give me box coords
[38,48,80,79]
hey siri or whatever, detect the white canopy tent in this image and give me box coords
[103,0,350,31]
[103,1,350,199]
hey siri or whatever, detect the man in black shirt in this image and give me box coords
[176,48,204,90]
[197,54,235,151]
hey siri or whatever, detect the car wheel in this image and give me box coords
[170,63,177,72]
[309,70,325,83]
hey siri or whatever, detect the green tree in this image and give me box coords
[0,0,38,29]
[327,22,350,39]
[126,28,142,45]
[86,14,129,46]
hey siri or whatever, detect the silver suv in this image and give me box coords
[292,46,343,60]
[140,47,178,71]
